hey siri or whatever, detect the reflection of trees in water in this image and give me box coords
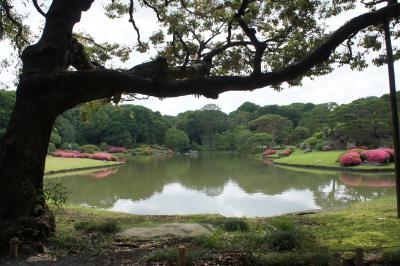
[313,173,396,209]
[52,152,396,209]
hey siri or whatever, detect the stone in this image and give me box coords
[115,223,215,240]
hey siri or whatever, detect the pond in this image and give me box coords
[50,152,396,217]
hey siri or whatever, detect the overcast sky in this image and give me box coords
[0,0,398,115]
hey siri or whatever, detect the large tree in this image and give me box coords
[1,0,400,248]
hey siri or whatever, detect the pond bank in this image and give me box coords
[273,161,394,173]
[44,156,124,176]
[272,150,394,173]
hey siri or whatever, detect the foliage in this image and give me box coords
[164,127,189,151]
[236,132,272,156]
[339,152,362,167]
[220,218,249,232]
[74,220,120,234]
[47,143,56,154]
[79,144,100,154]
[0,90,15,140]
[43,180,69,209]
[382,247,400,265]
[249,114,293,145]
[265,217,310,251]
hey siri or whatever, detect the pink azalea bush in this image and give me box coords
[52,150,80,158]
[364,150,390,163]
[377,148,394,161]
[108,146,128,153]
[89,152,118,161]
[339,152,362,166]
[52,150,118,161]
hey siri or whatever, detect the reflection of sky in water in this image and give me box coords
[108,181,318,217]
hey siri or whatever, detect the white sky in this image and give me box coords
[0,0,398,115]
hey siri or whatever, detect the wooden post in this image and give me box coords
[177,245,186,266]
[355,248,364,266]
[384,0,400,219]
[9,237,19,259]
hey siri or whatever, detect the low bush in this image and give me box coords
[47,143,56,153]
[74,220,120,234]
[99,142,108,151]
[378,148,395,162]
[339,152,362,167]
[79,144,100,154]
[279,149,292,157]
[44,180,69,209]
[220,218,250,232]
[108,146,128,153]
[321,145,333,151]
[314,141,325,151]
[364,149,390,163]
[52,150,80,158]
[263,149,277,157]
[266,230,306,251]
[89,152,118,161]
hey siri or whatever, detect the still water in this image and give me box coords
[50,152,396,217]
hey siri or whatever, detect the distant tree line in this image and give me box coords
[0,90,397,153]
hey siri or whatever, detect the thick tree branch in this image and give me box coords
[26,3,400,104]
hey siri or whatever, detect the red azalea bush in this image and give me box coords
[108,146,128,153]
[263,149,277,157]
[339,152,362,166]
[89,152,118,161]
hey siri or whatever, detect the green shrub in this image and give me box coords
[268,217,296,231]
[314,141,325,151]
[44,180,69,209]
[74,220,120,234]
[244,251,331,266]
[221,218,249,232]
[265,217,308,251]
[79,144,100,154]
[99,142,108,151]
[382,247,400,265]
[266,229,306,251]
[47,143,56,153]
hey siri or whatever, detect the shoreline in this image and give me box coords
[44,162,124,176]
[273,161,394,173]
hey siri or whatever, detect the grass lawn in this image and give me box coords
[45,155,122,174]
[306,197,400,249]
[273,150,394,171]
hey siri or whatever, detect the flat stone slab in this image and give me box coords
[115,223,215,240]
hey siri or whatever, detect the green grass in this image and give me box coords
[305,197,400,249]
[44,155,122,174]
[274,150,394,170]
[49,196,400,263]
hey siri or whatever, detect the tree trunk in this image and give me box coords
[0,87,57,249]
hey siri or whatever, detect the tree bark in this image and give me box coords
[0,88,57,249]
